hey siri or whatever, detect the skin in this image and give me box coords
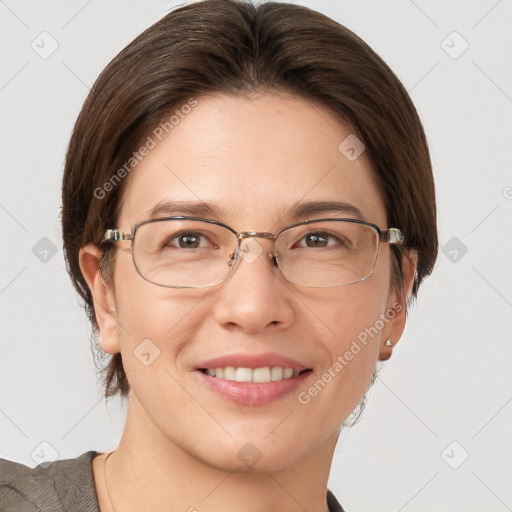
[80,91,416,512]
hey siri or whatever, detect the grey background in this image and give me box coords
[1,1,511,510]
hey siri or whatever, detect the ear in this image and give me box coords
[378,249,417,361]
[78,243,120,354]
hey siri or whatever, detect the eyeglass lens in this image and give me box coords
[132,218,379,288]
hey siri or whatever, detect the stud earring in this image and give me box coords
[384,339,393,347]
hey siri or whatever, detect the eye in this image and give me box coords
[163,231,211,249]
[297,231,347,248]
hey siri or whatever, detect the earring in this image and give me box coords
[384,339,393,347]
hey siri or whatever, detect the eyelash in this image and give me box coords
[164,230,349,250]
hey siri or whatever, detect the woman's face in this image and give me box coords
[84,92,409,471]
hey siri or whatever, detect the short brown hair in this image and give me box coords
[61,0,437,400]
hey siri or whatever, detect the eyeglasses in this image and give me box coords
[102,216,404,288]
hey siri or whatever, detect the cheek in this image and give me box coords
[112,283,203,410]
[306,248,392,352]
[297,267,391,416]
[113,252,215,385]
[116,284,200,354]
[113,252,193,359]
[115,250,175,327]
[323,286,384,370]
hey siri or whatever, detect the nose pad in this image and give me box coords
[227,241,279,271]
[227,248,239,268]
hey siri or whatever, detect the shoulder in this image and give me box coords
[0,452,344,512]
[0,450,100,512]
[327,487,346,512]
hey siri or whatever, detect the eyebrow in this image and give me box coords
[290,200,365,220]
[146,199,366,222]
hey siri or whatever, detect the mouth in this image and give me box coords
[195,367,314,406]
[197,367,313,383]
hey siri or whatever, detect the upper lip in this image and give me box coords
[196,352,310,371]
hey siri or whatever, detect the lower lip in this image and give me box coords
[195,370,313,406]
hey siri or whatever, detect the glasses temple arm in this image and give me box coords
[380,228,404,245]
[102,229,133,242]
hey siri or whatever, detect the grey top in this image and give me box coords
[0,451,345,511]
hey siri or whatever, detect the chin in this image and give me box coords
[206,449,301,474]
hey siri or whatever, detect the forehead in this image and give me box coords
[118,92,386,231]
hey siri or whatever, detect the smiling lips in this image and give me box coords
[196,351,310,372]
[197,352,311,382]
[195,352,313,406]
[200,366,304,383]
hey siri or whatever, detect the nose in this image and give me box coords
[212,237,295,334]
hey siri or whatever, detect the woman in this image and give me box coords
[0,0,437,510]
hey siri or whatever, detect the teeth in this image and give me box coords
[203,366,302,383]
[271,367,283,380]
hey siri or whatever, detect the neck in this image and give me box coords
[104,393,336,512]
